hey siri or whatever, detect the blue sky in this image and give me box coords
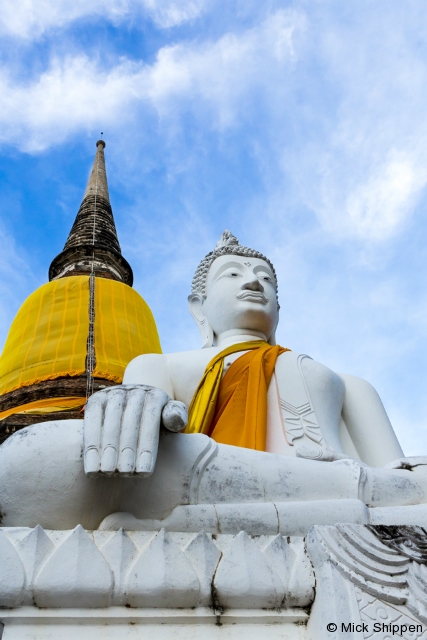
[1,0,427,455]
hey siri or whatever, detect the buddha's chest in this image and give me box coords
[171,348,345,456]
[272,352,345,457]
[171,349,251,407]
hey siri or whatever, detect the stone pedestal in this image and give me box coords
[0,525,426,639]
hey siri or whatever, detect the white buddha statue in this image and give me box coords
[1,231,426,532]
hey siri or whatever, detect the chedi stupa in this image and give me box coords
[0,140,161,442]
[0,145,426,640]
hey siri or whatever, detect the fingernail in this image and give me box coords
[85,449,100,476]
[101,446,117,474]
[137,451,153,474]
[118,448,135,474]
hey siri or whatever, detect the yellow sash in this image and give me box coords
[185,341,290,451]
[0,396,86,421]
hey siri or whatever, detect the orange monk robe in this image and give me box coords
[185,342,289,451]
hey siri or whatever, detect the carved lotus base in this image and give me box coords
[0,525,425,639]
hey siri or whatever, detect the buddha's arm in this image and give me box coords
[340,373,404,467]
[123,354,174,397]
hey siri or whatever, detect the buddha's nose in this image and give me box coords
[242,277,264,292]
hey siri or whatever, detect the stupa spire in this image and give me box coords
[49,140,133,286]
[82,139,110,201]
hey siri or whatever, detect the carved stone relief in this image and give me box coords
[307,524,427,640]
[0,526,314,611]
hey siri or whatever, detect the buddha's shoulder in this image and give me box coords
[277,349,345,387]
[127,348,218,370]
[277,350,379,399]
[165,347,220,372]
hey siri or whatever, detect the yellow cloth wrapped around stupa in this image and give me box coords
[92,276,161,381]
[0,275,161,420]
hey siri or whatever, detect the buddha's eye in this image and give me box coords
[218,268,242,280]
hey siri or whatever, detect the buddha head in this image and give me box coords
[189,231,279,347]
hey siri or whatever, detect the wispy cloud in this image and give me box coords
[139,0,207,29]
[0,0,206,38]
[0,10,298,151]
[1,0,427,457]
[345,154,427,240]
[0,56,143,151]
[283,3,427,242]
[4,4,427,242]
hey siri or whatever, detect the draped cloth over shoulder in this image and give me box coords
[184,341,289,451]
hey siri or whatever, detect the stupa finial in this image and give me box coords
[83,139,109,201]
[48,139,133,286]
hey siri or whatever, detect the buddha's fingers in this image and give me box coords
[117,388,146,475]
[100,387,127,475]
[84,390,108,477]
[136,388,169,476]
[162,400,188,432]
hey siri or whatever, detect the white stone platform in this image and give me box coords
[0,524,426,639]
[0,608,308,640]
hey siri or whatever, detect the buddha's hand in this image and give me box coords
[83,384,188,478]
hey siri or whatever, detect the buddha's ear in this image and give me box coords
[188,293,214,348]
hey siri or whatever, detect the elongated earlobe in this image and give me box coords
[188,293,214,348]
[199,318,214,348]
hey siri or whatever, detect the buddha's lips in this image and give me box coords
[236,291,268,304]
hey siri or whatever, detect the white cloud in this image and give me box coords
[2,1,427,457]
[303,137,427,242]
[0,11,298,150]
[283,4,427,242]
[0,56,141,151]
[345,154,427,240]
[3,2,427,244]
[0,0,206,38]
[140,0,206,29]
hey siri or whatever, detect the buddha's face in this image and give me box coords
[200,254,279,342]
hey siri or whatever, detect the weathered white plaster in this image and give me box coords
[183,531,222,605]
[306,524,427,639]
[127,529,200,608]
[16,525,54,606]
[214,531,284,609]
[263,533,314,607]
[0,527,315,611]
[1,524,426,640]
[34,525,113,608]
[0,530,26,608]
[99,529,138,606]
[3,236,427,538]
[100,498,371,536]
[2,233,427,638]
[369,504,427,527]
[0,608,308,640]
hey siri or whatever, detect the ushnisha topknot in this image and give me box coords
[191,230,279,307]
